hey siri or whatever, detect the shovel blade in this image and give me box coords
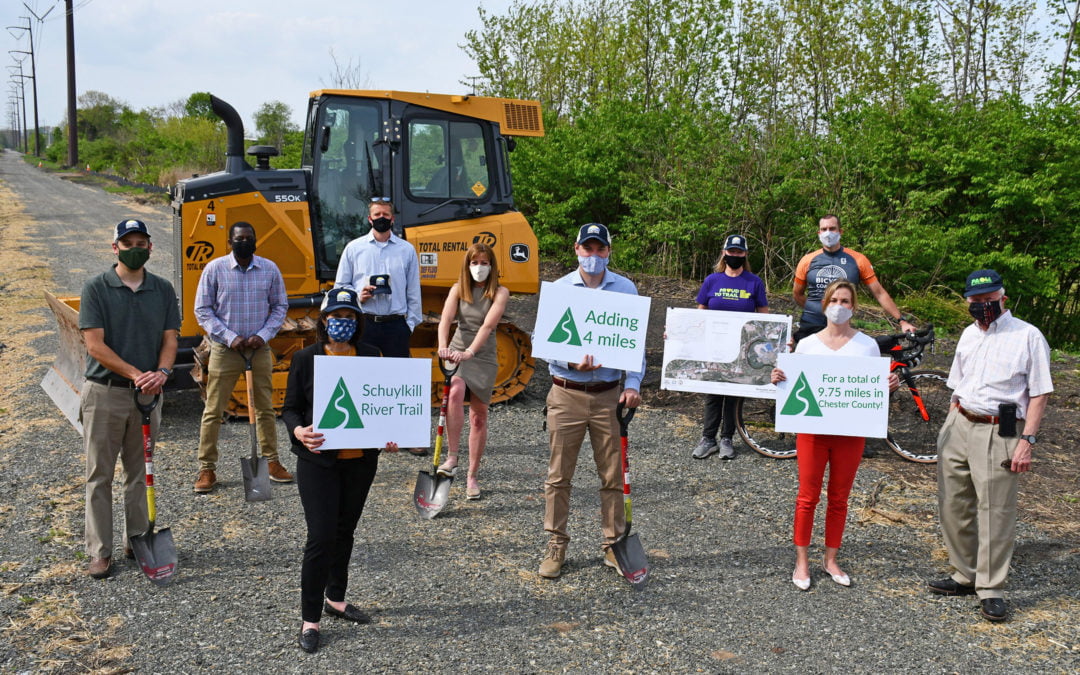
[240,456,272,502]
[129,527,178,586]
[413,470,453,519]
[611,532,648,590]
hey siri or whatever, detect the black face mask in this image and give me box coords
[231,240,256,259]
[370,217,393,233]
[968,299,1004,324]
[724,255,746,270]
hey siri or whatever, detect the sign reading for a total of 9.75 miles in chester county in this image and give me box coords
[774,353,891,438]
[532,281,651,373]
[313,356,431,450]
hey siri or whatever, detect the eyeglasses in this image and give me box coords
[370,197,391,202]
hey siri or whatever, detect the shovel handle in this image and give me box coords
[134,391,160,525]
[616,401,635,434]
[134,392,160,425]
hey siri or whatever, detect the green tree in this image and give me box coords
[253,101,298,151]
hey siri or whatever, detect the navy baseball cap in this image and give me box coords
[576,223,610,246]
[724,234,748,251]
[320,287,361,314]
[964,269,1004,297]
[114,219,150,242]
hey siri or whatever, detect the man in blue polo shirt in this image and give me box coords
[539,223,645,579]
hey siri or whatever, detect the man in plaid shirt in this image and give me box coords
[193,222,289,492]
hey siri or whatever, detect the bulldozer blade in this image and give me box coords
[240,455,272,502]
[413,471,452,519]
[611,532,649,590]
[41,292,86,434]
[129,526,178,586]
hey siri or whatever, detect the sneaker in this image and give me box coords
[718,438,736,460]
[194,469,217,493]
[268,460,294,483]
[88,556,111,579]
[692,437,719,459]
[538,543,566,579]
[603,548,622,573]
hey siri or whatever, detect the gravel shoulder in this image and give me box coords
[0,149,1077,673]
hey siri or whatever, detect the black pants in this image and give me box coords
[703,394,738,440]
[297,452,379,623]
[792,322,825,348]
[361,316,412,358]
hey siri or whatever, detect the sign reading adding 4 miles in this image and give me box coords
[532,281,650,372]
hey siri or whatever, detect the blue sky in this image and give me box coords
[4,0,512,132]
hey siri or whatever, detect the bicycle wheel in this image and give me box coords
[886,370,949,463]
[736,397,798,459]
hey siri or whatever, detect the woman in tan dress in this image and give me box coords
[436,243,509,499]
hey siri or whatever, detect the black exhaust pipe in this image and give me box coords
[210,95,249,175]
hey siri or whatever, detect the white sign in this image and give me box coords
[532,280,650,373]
[313,356,431,449]
[774,353,890,438]
[662,308,791,399]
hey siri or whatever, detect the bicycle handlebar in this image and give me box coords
[875,324,935,366]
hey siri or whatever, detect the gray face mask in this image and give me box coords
[825,304,852,324]
[819,230,841,248]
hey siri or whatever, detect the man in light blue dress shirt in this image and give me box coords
[538,223,645,579]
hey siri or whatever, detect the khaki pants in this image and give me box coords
[81,381,161,558]
[197,342,277,471]
[936,408,1020,599]
[544,385,623,549]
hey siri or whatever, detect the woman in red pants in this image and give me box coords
[771,281,898,590]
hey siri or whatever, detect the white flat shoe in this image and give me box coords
[822,559,851,586]
[792,574,811,591]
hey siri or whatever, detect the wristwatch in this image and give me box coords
[1020,434,1037,445]
[159,367,173,377]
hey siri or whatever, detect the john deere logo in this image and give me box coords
[548,308,582,346]
[780,372,823,417]
[319,378,364,429]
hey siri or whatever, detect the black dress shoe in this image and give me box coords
[928,577,976,596]
[981,598,1007,622]
[298,628,319,653]
[323,601,371,624]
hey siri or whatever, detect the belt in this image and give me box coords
[956,404,1022,425]
[363,314,405,323]
[551,376,619,393]
[86,376,136,389]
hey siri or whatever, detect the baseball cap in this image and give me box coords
[964,269,1004,297]
[320,287,361,314]
[114,219,150,242]
[576,223,610,247]
[723,234,748,251]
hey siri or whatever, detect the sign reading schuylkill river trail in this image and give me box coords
[774,353,891,438]
[313,356,431,449]
[532,281,651,373]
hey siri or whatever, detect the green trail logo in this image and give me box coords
[548,308,582,346]
[319,378,364,428]
[780,372,823,417]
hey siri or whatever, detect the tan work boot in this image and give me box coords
[267,460,293,483]
[194,469,217,493]
[538,543,566,579]
[88,556,111,579]
[604,548,622,573]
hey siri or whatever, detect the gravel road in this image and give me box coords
[0,149,1076,673]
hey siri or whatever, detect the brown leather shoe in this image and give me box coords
[88,556,111,579]
[194,469,217,493]
[267,460,293,483]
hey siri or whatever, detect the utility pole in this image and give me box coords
[9,55,31,153]
[14,5,54,157]
[65,0,76,167]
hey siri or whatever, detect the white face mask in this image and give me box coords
[819,230,841,248]
[469,263,491,283]
[825,304,853,324]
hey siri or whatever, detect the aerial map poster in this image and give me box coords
[661,308,792,399]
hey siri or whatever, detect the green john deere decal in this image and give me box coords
[548,307,583,346]
[780,372,823,417]
[319,377,365,428]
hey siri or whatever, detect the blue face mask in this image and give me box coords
[578,254,609,275]
[326,317,357,343]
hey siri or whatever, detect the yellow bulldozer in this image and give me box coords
[43,90,545,428]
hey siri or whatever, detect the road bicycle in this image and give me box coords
[735,325,948,463]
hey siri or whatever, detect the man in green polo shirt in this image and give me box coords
[78,219,180,579]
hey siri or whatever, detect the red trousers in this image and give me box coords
[793,433,865,548]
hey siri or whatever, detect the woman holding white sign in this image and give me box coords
[691,234,770,460]
[770,280,898,591]
[435,243,509,500]
[283,287,399,654]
